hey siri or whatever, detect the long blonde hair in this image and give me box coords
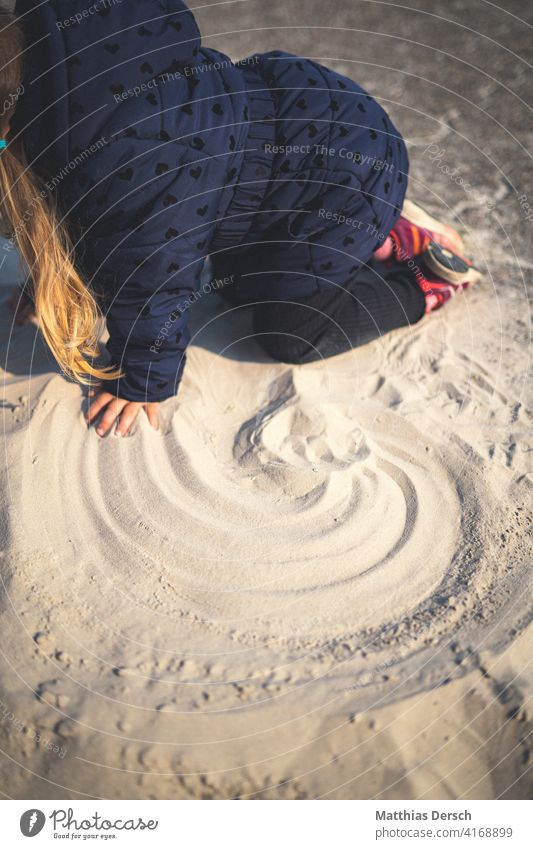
[0,6,121,384]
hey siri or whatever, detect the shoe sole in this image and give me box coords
[401,199,465,254]
[463,266,483,287]
[423,241,472,284]
[423,245,482,287]
[424,254,482,287]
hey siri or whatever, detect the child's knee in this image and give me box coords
[252,309,320,364]
[256,333,316,364]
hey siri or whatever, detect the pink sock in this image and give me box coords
[373,237,393,261]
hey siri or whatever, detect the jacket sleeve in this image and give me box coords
[85,138,225,403]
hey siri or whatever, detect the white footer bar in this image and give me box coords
[3,799,531,848]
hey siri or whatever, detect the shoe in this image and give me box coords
[400,199,465,255]
[372,201,465,262]
[417,247,482,314]
[422,240,477,284]
[390,215,466,266]
[383,199,465,263]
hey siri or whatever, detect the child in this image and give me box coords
[1,1,478,436]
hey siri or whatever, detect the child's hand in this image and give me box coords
[86,386,159,437]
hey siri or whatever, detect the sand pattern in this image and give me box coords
[0,227,531,798]
[0,0,532,801]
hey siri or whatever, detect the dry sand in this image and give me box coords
[0,203,531,798]
[0,0,532,801]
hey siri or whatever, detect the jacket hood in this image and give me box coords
[15,1,202,79]
[13,0,202,173]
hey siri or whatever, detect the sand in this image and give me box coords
[0,0,532,801]
[0,202,531,798]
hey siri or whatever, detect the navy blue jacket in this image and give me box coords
[13,0,408,401]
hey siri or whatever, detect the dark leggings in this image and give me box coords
[247,260,426,364]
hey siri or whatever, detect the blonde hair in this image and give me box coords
[0,6,121,384]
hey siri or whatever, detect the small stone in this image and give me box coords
[54,719,76,737]
[112,666,134,677]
